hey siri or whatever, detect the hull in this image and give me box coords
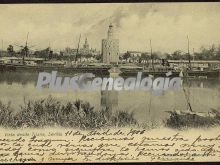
[0,63,111,76]
[166,109,220,128]
[120,69,220,78]
[1,63,220,78]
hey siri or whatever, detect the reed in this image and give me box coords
[166,110,220,129]
[0,96,137,129]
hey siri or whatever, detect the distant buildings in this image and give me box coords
[127,51,143,58]
[80,38,99,56]
[167,60,220,71]
[80,38,89,55]
[62,38,100,62]
[102,23,119,64]
[122,51,149,63]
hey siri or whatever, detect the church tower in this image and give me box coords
[83,38,89,50]
[81,38,90,55]
[101,24,119,64]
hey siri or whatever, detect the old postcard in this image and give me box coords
[0,2,220,163]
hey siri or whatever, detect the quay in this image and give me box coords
[0,57,220,79]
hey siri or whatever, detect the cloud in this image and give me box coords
[0,3,220,54]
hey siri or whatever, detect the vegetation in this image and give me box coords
[120,44,220,63]
[166,44,220,61]
[7,45,15,57]
[1,95,220,130]
[33,47,53,60]
[166,110,220,129]
[0,96,137,129]
[2,43,220,62]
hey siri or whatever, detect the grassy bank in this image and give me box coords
[0,96,137,129]
[166,110,220,129]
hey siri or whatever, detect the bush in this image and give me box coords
[166,110,220,129]
[0,96,138,129]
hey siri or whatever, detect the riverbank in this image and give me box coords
[0,96,137,129]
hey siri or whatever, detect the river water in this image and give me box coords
[0,71,220,125]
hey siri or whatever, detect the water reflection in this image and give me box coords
[200,82,204,88]
[100,90,119,111]
[1,71,219,89]
[0,71,220,124]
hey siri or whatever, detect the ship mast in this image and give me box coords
[22,32,29,64]
[1,40,3,56]
[183,35,193,112]
[193,48,195,61]
[150,39,154,71]
[75,34,81,62]
[183,85,193,112]
[187,35,191,70]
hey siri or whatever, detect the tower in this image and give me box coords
[101,24,119,64]
[83,38,89,50]
[108,23,114,39]
[81,38,90,55]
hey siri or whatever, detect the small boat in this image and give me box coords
[166,71,220,128]
[108,66,122,77]
[166,108,220,128]
[166,48,220,128]
[119,64,143,72]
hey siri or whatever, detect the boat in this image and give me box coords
[166,36,220,128]
[166,72,220,128]
[108,66,122,77]
[166,108,220,128]
[119,64,143,72]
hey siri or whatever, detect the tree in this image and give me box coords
[141,52,150,63]
[172,50,182,60]
[198,45,216,60]
[58,51,64,60]
[122,52,131,61]
[152,52,160,60]
[165,53,172,60]
[7,45,14,56]
[33,47,50,60]
[95,54,101,61]
[49,50,53,60]
[215,45,220,60]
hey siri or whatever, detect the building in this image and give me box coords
[80,38,90,55]
[102,23,119,64]
[63,38,100,62]
[167,60,220,71]
[63,47,77,56]
[80,38,100,56]
[127,51,143,57]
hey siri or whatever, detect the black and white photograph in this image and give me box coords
[0,2,220,163]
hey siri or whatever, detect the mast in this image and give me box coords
[75,34,81,62]
[193,48,195,61]
[187,35,191,70]
[150,39,154,71]
[148,39,153,119]
[1,40,3,56]
[23,32,29,64]
[182,85,193,112]
[182,35,193,112]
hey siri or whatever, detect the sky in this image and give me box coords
[0,3,220,54]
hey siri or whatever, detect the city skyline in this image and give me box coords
[0,3,220,54]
